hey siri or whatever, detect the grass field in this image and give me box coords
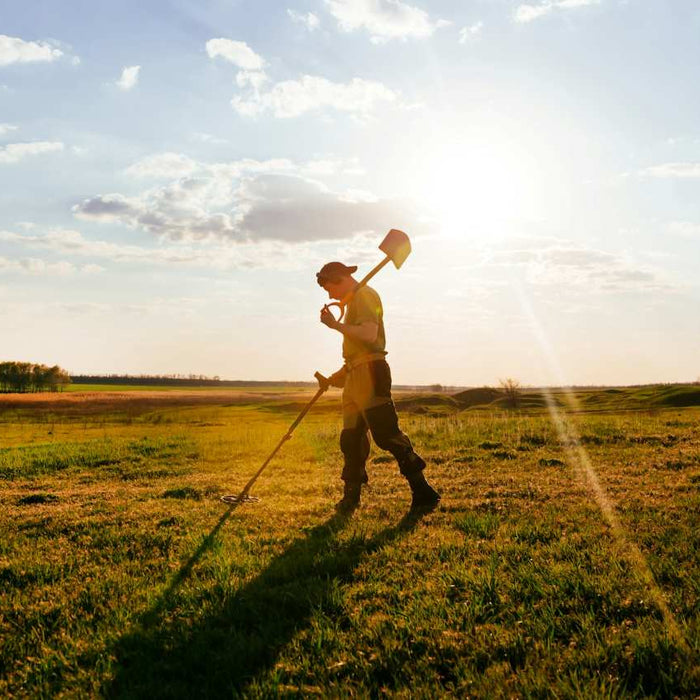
[1,385,699,697]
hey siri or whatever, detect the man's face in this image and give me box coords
[321,279,344,300]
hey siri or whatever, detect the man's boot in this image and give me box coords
[407,471,441,511]
[335,481,361,513]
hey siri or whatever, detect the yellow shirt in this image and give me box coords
[342,286,387,361]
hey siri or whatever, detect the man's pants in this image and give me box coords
[340,359,425,483]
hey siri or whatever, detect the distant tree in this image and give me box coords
[430,384,444,393]
[499,377,522,408]
[0,361,71,393]
[47,365,71,392]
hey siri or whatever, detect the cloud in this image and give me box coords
[116,65,140,90]
[125,152,201,179]
[0,226,321,272]
[0,34,63,66]
[0,255,100,276]
[233,173,416,241]
[288,9,321,30]
[193,132,229,145]
[208,37,399,120]
[70,157,419,243]
[192,132,229,145]
[324,0,449,43]
[205,38,265,70]
[0,141,64,164]
[513,0,600,23]
[664,221,700,239]
[459,22,483,43]
[235,70,269,90]
[486,240,673,293]
[232,74,397,118]
[0,123,18,136]
[1,228,222,265]
[639,162,700,178]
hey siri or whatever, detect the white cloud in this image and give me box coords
[1,228,218,265]
[514,3,553,22]
[288,9,321,30]
[664,221,700,239]
[233,173,417,241]
[116,65,140,91]
[0,34,63,66]
[303,157,365,176]
[235,70,269,90]
[0,255,81,276]
[325,0,449,42]
[513,0,600,23]
[459,21,483,43]
[81,263,105,274]
[70,157,418,243]
[232,74,397,118]
[192,132,229,145]
[0,141,64,164]
[205,38,265,70]
[207,37,397,119]
[486,240,673,293]
[125,152,201,179]
[0,226,319,272]
[0,123,18,136]
[640,162,700,178]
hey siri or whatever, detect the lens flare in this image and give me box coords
[515,284,689,652]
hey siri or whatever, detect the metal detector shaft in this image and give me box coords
[221,373,329,504]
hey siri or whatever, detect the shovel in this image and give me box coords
[322,228,411,322]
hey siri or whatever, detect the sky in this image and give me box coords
[1,0,699,386]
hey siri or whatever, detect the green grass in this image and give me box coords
[0,391,698,697]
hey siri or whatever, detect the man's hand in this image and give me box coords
[320,306,339,330]
[328,366,347,388]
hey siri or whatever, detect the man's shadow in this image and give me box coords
[106,507,429,698]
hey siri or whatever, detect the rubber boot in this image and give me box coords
[335,481,361,513]
[407,471,441,511]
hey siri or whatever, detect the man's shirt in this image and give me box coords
[342,285,387,361]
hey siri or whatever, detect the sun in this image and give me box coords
[410,132,546,238]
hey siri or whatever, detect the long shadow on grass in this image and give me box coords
[107,507,427,698]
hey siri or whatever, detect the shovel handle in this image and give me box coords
[319,254,393,324]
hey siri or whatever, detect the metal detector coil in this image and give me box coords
[220,494,260,505]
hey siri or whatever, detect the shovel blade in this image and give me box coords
[379,228,411,269]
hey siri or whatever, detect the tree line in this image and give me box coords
[71,374,312,388]
[0,362,71,393]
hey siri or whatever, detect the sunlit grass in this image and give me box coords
[0,392,698,696]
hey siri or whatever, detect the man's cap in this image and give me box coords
[316,261,358,285]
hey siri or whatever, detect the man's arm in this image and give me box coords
[320,309,379,343]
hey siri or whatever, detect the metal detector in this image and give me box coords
[220,372,330,504]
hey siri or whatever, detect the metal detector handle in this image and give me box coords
[314,371,331,392]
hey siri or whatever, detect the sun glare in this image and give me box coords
[413,135,546,239]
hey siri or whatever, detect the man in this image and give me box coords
[317,261,441,513]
